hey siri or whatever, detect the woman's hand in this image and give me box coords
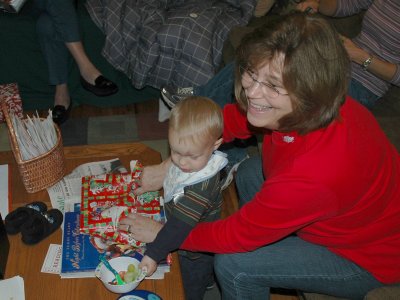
[340,35,369,65]
[119,213,164,243]
[139,255,158,277]
[134,157,172,195]
[340,35,397,81]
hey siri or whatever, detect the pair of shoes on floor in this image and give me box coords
[52,100,72,125]
[4,201,63,245]
[81,75,118,97]
[161,85,194,108]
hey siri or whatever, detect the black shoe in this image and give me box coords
[80,75,118,97]
[5,201,47,235]
[52,101,72,125]
[20,209,63,245]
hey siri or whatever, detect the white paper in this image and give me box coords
[46,158,127,213]
[41,244,62,274]
[0,164,10,217]
[10,112,57,161]
[146,264,170,280]
[0,275,25,300]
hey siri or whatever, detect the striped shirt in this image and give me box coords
[335,0,400,97]
[145,172,223,262]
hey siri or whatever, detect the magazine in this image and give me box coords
[60,209,101,278]
[0,0,28,13]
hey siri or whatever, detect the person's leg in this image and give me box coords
[36,11,70,87]
[66,42,101,85]
[40,0,102,85]
[195,62,236,108]
[347,78,381,109]
[235,155,265,206]
[36,0,117,95]
[178,251,215,300]
[36,11,72,124]
[215,236,383,300]
[220,155,383,300]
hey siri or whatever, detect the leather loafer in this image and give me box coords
[80,75,118,97]
[52,102,72,125]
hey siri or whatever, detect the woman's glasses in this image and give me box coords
[240,66,289,98]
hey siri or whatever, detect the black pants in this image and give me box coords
[178,251,215,300]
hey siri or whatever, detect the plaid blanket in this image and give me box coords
[85,0,256,89]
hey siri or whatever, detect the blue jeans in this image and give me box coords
[214,156,383,300]
[347,78,381,110]
[194,62,236,108]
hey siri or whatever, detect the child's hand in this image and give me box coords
[134,158,172,195]
[139,255,158,276]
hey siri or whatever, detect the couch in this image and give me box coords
[221,6,400,300]
[0,0,256,111]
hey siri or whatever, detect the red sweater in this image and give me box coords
[181,97,400,284]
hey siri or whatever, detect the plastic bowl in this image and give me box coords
[95,255,146,294]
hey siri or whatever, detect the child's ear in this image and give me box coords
[213,138,223,150]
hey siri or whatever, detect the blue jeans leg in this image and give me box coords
[195,62,235,108]
[215,236,383,300]
[347,78,381,110]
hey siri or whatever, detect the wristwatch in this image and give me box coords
[362,56,373,71]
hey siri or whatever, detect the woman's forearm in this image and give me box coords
[360,55,398,83]
[342,36,398,82]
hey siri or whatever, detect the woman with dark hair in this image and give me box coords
[123,13,400,299]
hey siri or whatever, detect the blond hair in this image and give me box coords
[169,96,223,145]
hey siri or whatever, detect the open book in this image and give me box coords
[0,0,28,13]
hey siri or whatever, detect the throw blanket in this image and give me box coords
[85,0,256,89]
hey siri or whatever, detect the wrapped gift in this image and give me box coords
[0,83,24,123]
[80,160,162,246]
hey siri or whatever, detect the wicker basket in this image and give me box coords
[1,100,66,193]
